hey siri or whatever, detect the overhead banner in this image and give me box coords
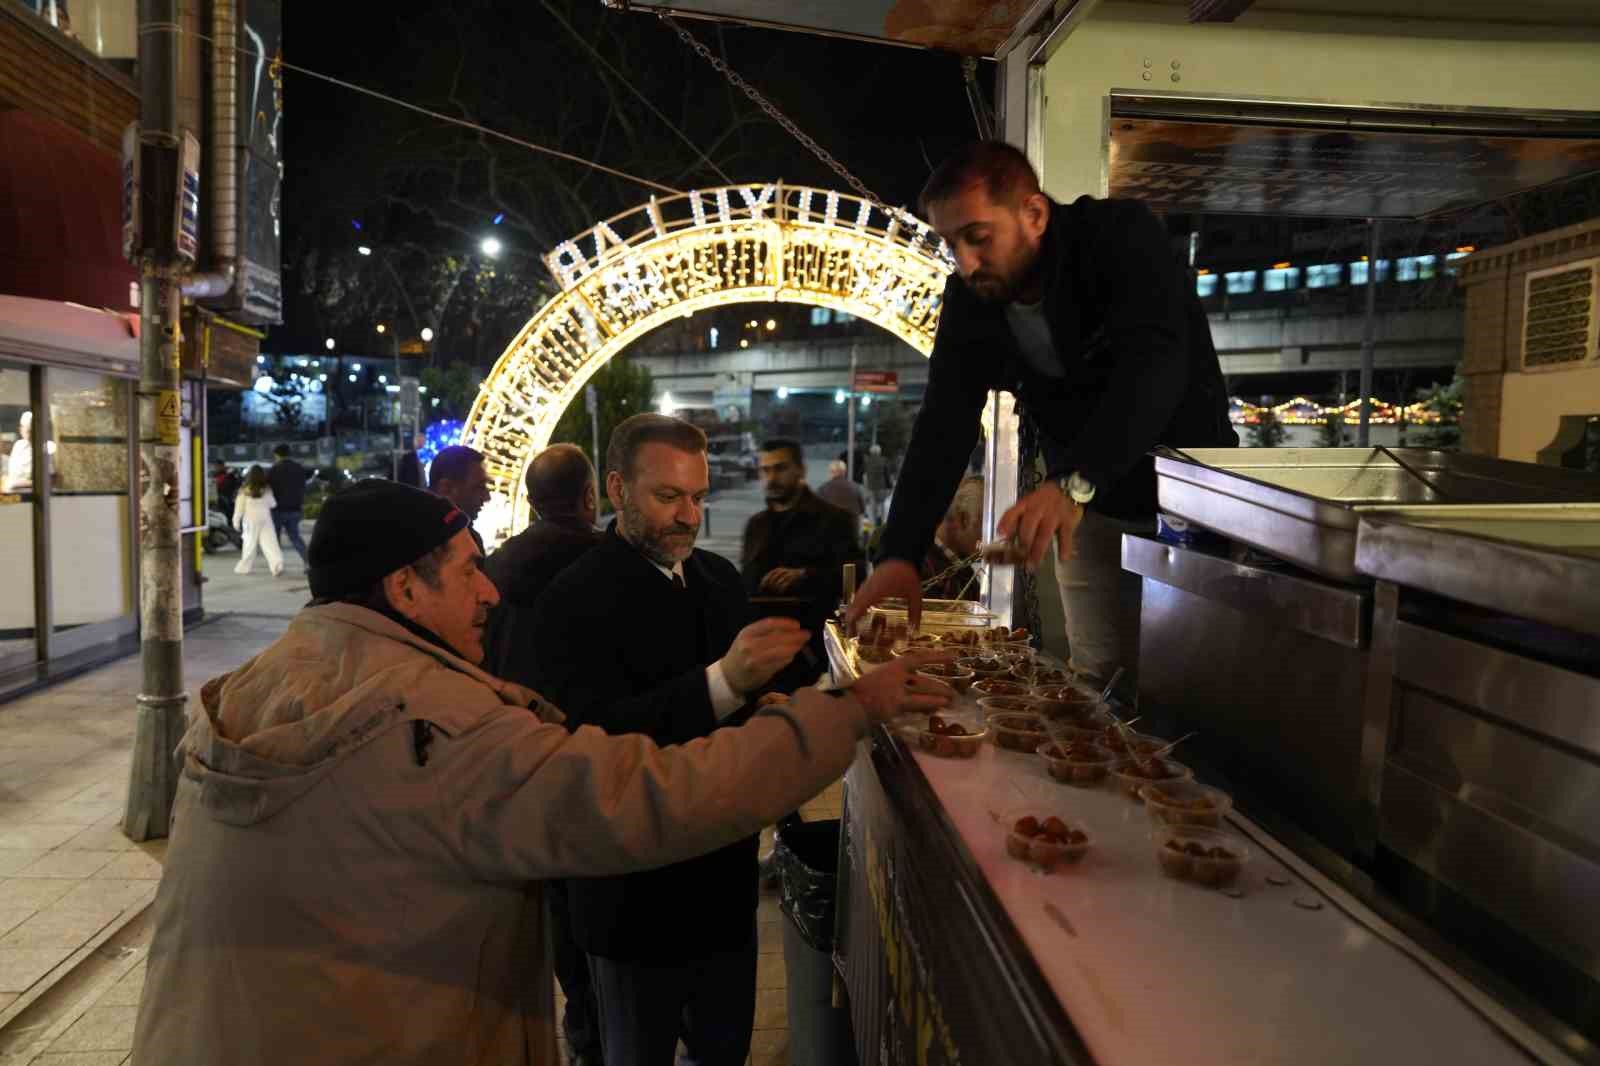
[620,1,1031,55]
[1109,119,1600,219]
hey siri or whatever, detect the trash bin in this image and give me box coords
[775,818,858,1066]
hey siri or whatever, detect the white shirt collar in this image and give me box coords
[650,559,686,584]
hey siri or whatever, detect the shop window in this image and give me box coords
[46,369,132,633]
[1224,271,1257,295]
[1395,255,1438,282]
[1195,274,1218,298]
[1347,259,1392,285]
[21,0,136,61]
[1263,267,1301,292]
[0,367,38,666]
[1305,263,1342,288]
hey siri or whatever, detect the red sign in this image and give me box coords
[853,370,899,394]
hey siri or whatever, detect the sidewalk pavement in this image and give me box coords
[0,531,845,1066]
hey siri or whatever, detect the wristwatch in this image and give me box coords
[1056,472,1096,505]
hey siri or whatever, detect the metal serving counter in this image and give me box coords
[1153,447,1600,580]
[822,624,1582,1065]
[1132,448,1600,1054]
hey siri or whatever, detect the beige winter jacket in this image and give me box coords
[131,603,869,1066]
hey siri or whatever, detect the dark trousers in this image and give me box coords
[271,509,308,564]
[552,882,603,1062]
[588,922,758,1066]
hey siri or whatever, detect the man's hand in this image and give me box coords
[758,567,808,594]
[843,558,923,629]
[997,482,1084,570]
[849,650,956,723]
[719,618,811,694]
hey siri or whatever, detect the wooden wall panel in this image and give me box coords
[0,4,137,154]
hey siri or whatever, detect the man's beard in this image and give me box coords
[965,254,1042,306]
[965,271,1017,304]
[765,482,800,506]
[621,493,698,565]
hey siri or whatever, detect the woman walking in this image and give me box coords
[233,464,284,576]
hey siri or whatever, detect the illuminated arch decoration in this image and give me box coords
[463,183,955,543]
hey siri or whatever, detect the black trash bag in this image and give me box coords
[774,819,841,952]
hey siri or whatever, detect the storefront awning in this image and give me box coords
[0,110,139,312]
[0,294,138,375]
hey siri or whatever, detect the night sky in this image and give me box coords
[282,3,980,269]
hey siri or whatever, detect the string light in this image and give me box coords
[465,182,954,548]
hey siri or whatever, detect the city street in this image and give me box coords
[0,497,841,1066]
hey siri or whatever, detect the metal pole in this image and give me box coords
[846,343,858,483]
[392,335,402,481]
[586,385,601,470]
[1358,218,1381,448]
[125,0,187,842]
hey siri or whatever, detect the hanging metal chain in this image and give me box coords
[660,13,885,208]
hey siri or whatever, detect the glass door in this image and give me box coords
[0,362,40,674]
[45,366,136,656]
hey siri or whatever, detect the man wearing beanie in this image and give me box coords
[130,479,953,1066]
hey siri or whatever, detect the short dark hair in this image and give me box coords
[605,414,707,482]
[273,444,290,459]
[429,445,484,490]
[919,141,1042,217]
[525,443,594,517]
[759,439,804,467]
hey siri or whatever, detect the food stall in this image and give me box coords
[822,448,1600,1065]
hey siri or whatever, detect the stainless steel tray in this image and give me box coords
[1154,448,1600,580]
[1356,507,1600,637]
[867,597,993,631]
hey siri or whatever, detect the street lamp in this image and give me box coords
[420,327,435,342]
[357,245,372,256]
[479,236,502,259]
[324,337,336,351]
[375,323,387,335]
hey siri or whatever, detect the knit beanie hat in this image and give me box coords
[307,480,470,600]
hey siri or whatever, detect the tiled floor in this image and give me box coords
[0,563,306,1041]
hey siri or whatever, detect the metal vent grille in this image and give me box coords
[1522,260,1597,370]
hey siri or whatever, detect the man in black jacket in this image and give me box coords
[742,439,864,693]
[266,445,309,566]
[482,442,605,1065]
[847,142,1236,690]
[484,443,602,686]
[530,414,812,1066]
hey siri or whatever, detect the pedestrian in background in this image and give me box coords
[267,444,309,566]
[232,464,283,576]
[815,458,866,520]
[397,431,425,488]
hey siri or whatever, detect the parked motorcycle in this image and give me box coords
[203,506,242,553]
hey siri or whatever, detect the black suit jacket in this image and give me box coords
[482,516,603,688]
[530,524,756,961]
[879,196,1238,565]
[742,488,863,693]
